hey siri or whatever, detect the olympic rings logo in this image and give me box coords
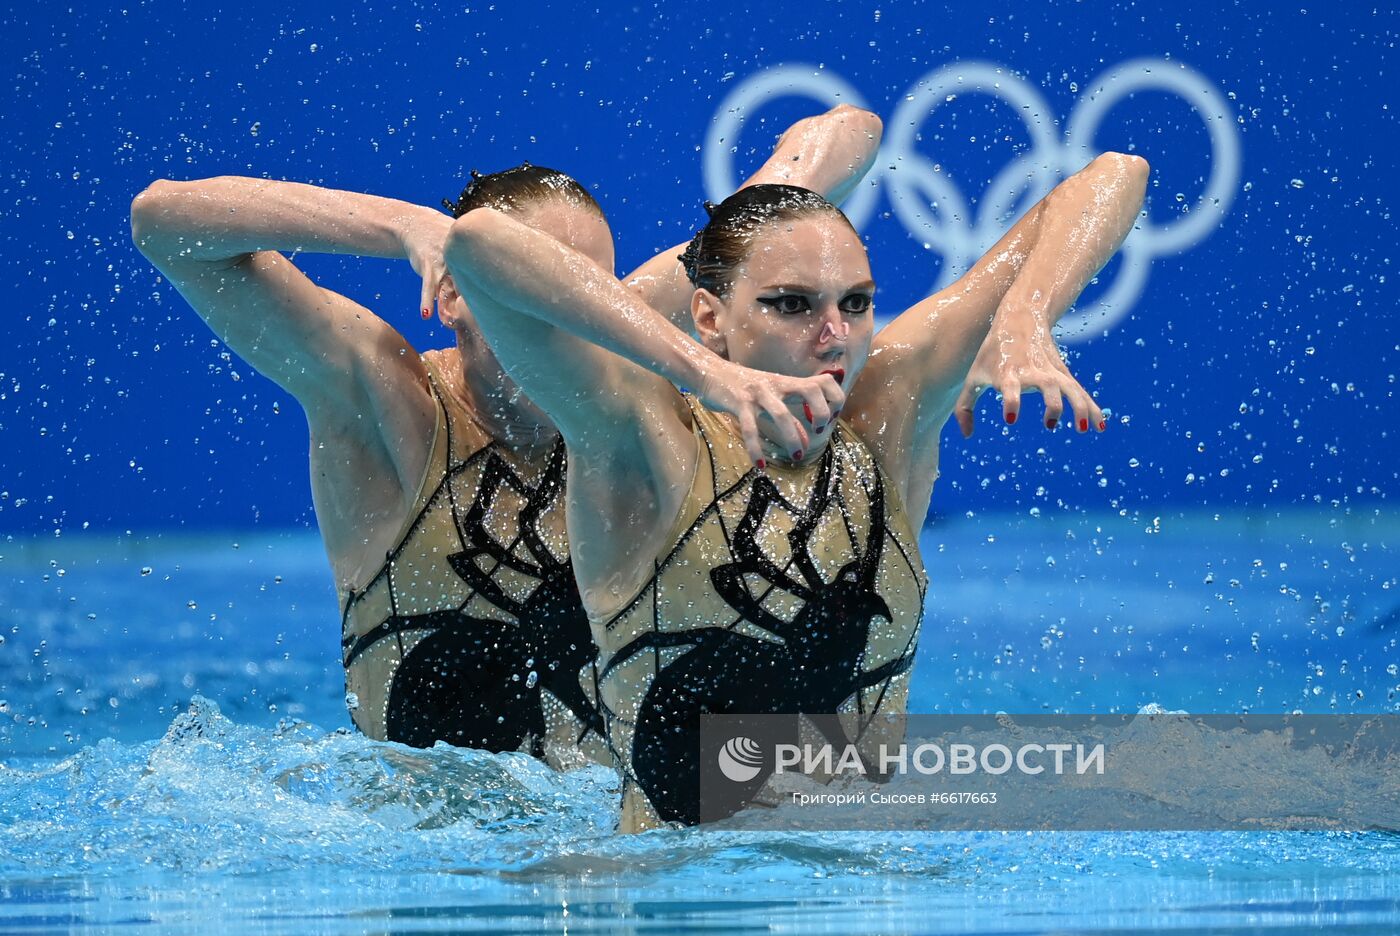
[703,59,1240,341]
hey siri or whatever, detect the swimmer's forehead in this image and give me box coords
[737,214,873,293]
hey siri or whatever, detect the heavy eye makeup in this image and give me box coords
[756,294,811,315]
[756,291,874,315]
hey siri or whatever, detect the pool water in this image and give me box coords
[2,508,1397,933]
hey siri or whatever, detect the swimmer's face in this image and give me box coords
[443,198,615,429]
[694,212,874,395]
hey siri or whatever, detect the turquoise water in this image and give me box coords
[2,509,1397,933]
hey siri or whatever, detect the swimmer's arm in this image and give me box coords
[130,177,443,482]
[948,152,1149,435]
[623,104,883,330]
[444,208,840,463]
[130,176,440,263]
[850,153,1148,503]
[129,176,444,393]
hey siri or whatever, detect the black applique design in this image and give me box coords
[343,440,603,756]
[604,440,917,825]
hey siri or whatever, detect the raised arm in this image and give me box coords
[848,152,1150,511]
[624,104,883,329]
[130,177,454,584]
[130,176,448,420]
[443,208,843,465]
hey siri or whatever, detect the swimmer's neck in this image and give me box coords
[464,384,559,458]
[437,347,560,458]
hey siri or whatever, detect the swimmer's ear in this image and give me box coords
[692,288,728,358]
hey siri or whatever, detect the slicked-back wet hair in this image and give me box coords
[443,162,603,219]
[678,184,857,298]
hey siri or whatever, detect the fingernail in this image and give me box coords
[1098,419,1107,431]
[816,424,827,434]
[792,450,803,461]
[421,307,431,319]
[1006,412,1017,425]
[1079,418,1089,432]
[803,402,814,424]
[756,459,766,471]
[831,408,841,421]
[1046,418,1057,429]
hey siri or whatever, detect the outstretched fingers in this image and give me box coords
[954,380,987,439]
[1042,385,1065,430]
[954,375,1022,437]
[1063,379,1107,433]
[1000,377,1023,427]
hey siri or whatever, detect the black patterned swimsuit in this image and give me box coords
[340,354,606,769]
[589,394,927,828]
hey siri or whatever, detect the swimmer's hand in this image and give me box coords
[399,212,455,320]
[954,313,1106,438]
[696,359,846,468]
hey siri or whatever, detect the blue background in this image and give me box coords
[1,0,1394,536]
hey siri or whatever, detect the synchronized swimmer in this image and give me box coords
[131,103,1147,831]
[130,106,882,771]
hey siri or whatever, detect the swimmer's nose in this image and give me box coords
[816,318,850,347]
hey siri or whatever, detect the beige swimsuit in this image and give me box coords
[591,394,928,828]
[340,355,607,770]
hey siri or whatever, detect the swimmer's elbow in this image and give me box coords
[854,106,884,142]
[130,179,183,255]
[820,104,882,153]
[445,207,512,280]
[1096,151,1150,179]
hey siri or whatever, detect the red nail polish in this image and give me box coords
[756,459,766,470]
[1098,419,1107,431]
[1079,418,1089,432]
[421,307,431,319]
[792,450,803,461]
[1046,418,1057,429]
[803,402,814,424]
[1006,412,1017,425]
